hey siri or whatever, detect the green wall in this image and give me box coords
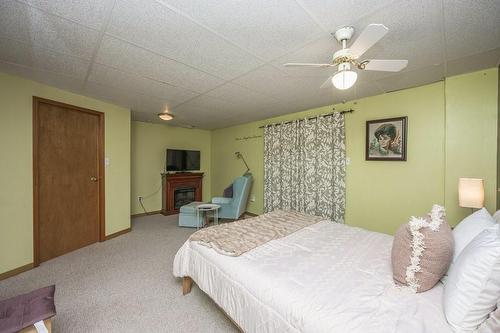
[131,121,211,215]
[445,69,499,224]
[0,72,131,275]
[211,68,498,234]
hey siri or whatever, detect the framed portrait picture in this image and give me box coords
[366,116,407,161]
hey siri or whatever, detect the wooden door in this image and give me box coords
[33,97,104,264]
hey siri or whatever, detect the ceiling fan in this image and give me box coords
[284,24,408,90]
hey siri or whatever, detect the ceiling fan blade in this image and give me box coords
[284,63,333,68]
[350,24,389,58]
[362,59,408,72]
[320,76,333,88]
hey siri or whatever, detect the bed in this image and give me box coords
[173,215,453,333]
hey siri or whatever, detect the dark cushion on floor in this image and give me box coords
[0,285,56,333]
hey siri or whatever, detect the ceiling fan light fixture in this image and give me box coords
[158,112,174,121]
[332,63,357,90]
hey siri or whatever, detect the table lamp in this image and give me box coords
[458,178,484,211]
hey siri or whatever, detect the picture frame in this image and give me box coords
[366,116,407,161]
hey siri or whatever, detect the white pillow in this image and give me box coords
[452,208,495,262]
[479,301,500,333]
[493,210,500,224]
[444,225,500,331]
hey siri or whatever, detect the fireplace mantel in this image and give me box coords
[161,172,203,216]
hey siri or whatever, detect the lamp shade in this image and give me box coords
[458,178,484,208]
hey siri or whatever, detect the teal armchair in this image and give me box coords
[212,174,253,219]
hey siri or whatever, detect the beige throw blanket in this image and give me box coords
[189,210,324,256]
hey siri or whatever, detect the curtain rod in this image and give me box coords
[258,108,354,129]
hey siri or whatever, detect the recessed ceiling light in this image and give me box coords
[158,112,174,121]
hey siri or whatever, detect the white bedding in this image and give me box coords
[173,220,453,333]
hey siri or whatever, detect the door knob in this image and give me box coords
[90,177,98,182]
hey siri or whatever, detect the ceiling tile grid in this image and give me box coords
[106,0,264,80]
[0,0,499,129]
[19,0,116,30]
[273,35,340,77]
[204,83,281,107]
[83,80,170,112]
[0,37,90,78]
[87,63,199,107]
[0,60,86,92]
[354,0,446,73]
[295,0,398,32]
[376,64,445,92]
[94,36,225,94]
[443,0,500,60]
[0,1,101,60]
[161,0,327,61]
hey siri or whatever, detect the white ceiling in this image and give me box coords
[0,0,499,129]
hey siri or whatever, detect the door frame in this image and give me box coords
[32,97,105,266]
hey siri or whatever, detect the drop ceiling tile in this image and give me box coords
[443,0,500,60]
[0,1,100,60]
[376,64,444,92]
[354,0,444,75]
[175,95,242,117]
[107,0,263,80]
[352,81,385,100]
[230,65,289,95]
[131,111,157,123]
[256,103,308,120]
[87,64,199,106]
[0,37,90,78]
[21,0,115,29]
[282,92,335,111]
[84,81,171,113]
[232,65,323,98]
[272,36,339,77]
[445,47,500,77]
[161,0,325,61]
[0,60,86,92]
[296,0,396,32]
[171,104,235,129]
[134,97,171,114]
[1,0,498,130]
[83,81,143,109]
[205,83,280,107]
[95,36,225,94]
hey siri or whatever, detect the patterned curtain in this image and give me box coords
[264,112,346,222]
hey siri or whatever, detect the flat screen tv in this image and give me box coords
[166,149,200,172]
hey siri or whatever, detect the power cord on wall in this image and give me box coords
[138,182,162,215]
[138,160,168,215]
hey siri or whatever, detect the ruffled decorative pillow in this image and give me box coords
[391,205,453,292]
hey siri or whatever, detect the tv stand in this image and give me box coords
[161,172,203,215]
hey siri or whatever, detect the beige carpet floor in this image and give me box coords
[0,214,238,332]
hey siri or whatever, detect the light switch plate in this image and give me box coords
[346,157,351,165]
[105,158,110,167]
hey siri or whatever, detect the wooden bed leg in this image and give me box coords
[182,276,193,295]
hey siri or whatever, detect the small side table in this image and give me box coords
[195,203,221,230]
